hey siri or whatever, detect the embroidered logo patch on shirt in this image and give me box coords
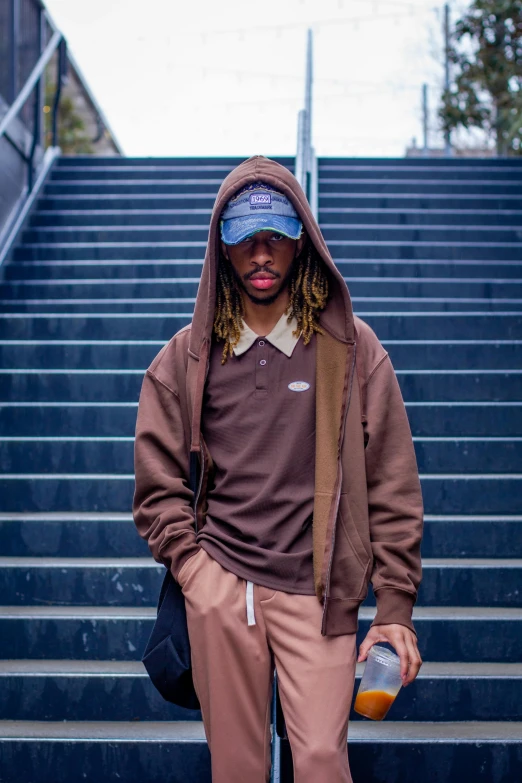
[288,381,310,392]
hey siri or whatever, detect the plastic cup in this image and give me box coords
[353,645,403,721]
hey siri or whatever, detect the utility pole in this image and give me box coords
[444,2,452,155]
[422,83,429,156]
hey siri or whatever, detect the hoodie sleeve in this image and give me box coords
[132,369,200,580]
[363,353,424,635]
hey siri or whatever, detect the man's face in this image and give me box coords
[221,230,305,306]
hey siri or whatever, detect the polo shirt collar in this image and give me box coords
[233,312,301,358]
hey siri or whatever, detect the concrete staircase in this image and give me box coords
[0,156,522,782]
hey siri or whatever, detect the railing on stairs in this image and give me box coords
[0,0,122,266]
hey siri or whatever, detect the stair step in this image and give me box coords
[319,178,522,195]
[0,605,521,661]
[1,719,522,783]
[28,207,522,228]
[0,660,520,722]
[36,193,522,212]
[1,474,521,514]
[20,224,522,244]
[0,338,520,371]
[11,241,522,262]
[1,513,519,559]
[0,312,519,342]
[0,556,521,608]
[8,259,522,281]
[1,402,520,436]
[2,436,520,475]
[2,298,520,313]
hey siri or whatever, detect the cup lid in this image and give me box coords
[368,645,401,668]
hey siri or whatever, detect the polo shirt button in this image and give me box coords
[259,359,267,366]
[258,340,265,347]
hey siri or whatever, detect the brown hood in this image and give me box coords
[188,154,355,359]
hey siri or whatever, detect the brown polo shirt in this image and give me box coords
[197,312,316,594]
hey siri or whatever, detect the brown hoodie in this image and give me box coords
[133,155,424,636]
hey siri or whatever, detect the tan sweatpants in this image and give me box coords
[178,546,357,783]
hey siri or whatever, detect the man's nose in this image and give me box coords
[250,241,273,265]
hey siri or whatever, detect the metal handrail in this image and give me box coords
[0,27,67,190]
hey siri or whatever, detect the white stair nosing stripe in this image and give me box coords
[40,193,218,200]
[424,515,522,521]
[12,258,522,267]
[1,719,522,743]
[2,660,522,678]
[0,400,138,404]
[1,311,521,318]
[324,224,522,232]
[1,556,520,569]
[3,435,519,443]
[319,177,522,185]
[0,312,195,318]
[1,605,522,620]
[2,339,521,346]
[0,436,135,441]
[412,436,522,441]
[0,557,161,567]
[419,474,522,479]
[6,277,522,286]
[0,512,133,520]
[49,179,224,186]
[0,340,167,345]
[0,369,145,374]
[41,190,522,200]
[1,297,522,305]
[27,223,522,233]
[321,208,522,215]
[0,299,195,304]
[5,278,202,285]
[2,400,522,406]
[15,239,522,248]
[395,369,522,375]
[2,369,521,377]
[55,166,237,172]
[2,473,522,480]
[4,513,518,522]
[15,259,206,267]
[18,241,208,248]
[0,474,135,479]
[36,209,213,216]
[326,240,522,247]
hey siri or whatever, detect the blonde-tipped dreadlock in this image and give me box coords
[213,242,329,364]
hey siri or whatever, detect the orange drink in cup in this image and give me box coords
[354,645,402,721]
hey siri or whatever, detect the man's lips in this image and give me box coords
[249,275,277,290]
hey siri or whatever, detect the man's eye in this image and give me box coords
[271,233,284,241]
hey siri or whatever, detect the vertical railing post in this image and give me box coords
[52,38,67,148]
[295,28,318,221]
[422,83,429,156]
[27,4,46,191]
[9,0,20,104]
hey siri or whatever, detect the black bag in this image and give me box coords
[141,453,201,710]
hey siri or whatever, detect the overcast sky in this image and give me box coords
[44,0,469,158]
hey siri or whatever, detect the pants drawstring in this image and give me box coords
[246,580,256,626]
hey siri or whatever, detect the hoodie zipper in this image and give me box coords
[193,340,211,531]
[321,341,357,634]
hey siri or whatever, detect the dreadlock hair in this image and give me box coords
[213,239,329,364]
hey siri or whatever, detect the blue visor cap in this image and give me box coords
[220,183,303,246]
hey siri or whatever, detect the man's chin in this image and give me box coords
[244,286,284,306]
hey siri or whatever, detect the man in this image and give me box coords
[133,155,424,783]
